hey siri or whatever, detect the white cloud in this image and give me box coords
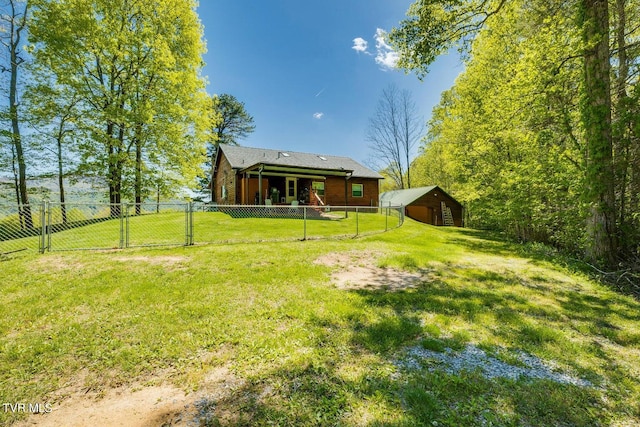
[313,112,324,120]
[351,37,369,54]
[374,28,399,70]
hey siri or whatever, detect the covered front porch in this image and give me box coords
[237,164,353,206]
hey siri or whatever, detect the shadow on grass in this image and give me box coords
[442,227,589,273]
[182,276,620,426]
[182,324,605,426]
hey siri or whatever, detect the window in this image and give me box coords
[221,184,227,199]
[288,179,295,197]
[352,183,363,198]
[312,181,325,196]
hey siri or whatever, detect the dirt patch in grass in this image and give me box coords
[111,255,190,271]
[16,383,187,427]
[34,254,190,272]
[315,250,431,291]
[15,365,243,427]
[34,255,86,271]
[113,255,188,264]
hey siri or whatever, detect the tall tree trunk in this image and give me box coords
[8,0,32,229]
[581,0,617,265]
[405,149,411,189]
[11,144,22,229]
[210,150,215,202]
[613,0,631,252]
[107,122,121,218]
[115,123,125,208]
[57,131,67,224]
[134,123,143,215]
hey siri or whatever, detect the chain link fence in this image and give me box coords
[0,202,404,253]
[0,204,41,254]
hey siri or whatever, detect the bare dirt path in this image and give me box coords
[15,366,242,427]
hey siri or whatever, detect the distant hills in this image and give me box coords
[0,175,109,205]
[0,175,198,206]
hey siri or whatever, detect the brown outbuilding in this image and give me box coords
[379,186,464,226]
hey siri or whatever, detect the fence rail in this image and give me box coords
[0,202,405,254]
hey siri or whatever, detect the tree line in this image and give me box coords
[389,0,639,269]
[1,0,253,226]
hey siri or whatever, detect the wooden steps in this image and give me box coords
[441,201,454,226]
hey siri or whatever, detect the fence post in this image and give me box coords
[303,206,307,240]
[39,202,46,254]
[184,203,189,246]
[355,207,359,237]
[125,204,130,248]
[119,204,125,249]
[46,201,52,252]
[189,202,194,245]
[184,202,194,246]
[385,205,388,232]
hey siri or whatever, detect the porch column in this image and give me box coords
[258,165,264,205]
[245,173,249,204]
[344,174,349,218]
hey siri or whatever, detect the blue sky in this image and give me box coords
[197,0,464,165]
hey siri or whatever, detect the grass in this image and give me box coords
[1,218,639,425]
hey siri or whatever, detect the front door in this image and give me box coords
[286,177,297,203]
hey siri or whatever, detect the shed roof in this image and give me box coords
[380,186,461,206]
[219,145,383,179]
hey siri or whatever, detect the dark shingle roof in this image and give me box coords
[219,145,383,179]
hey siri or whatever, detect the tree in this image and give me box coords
[24,80,81,224]
[207,93,255,201]
[212,94,255,146]
[611,0,640,258]
[390,0,624,265]
[30,0,210,216]
[0,0,32,228]
[366,84,423,190]
[580,0,616,264]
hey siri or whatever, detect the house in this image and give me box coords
[379,186,464,226]
[212,145,383,206]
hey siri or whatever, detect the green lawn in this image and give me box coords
[1,219,639,425]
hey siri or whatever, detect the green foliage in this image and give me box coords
[393,0,640,266]
[399,0,640,260]
[28,0,211,204]
[0,0,33,226]
[390,0,509,78]
[202,93,255,199]
[211,93,256,147]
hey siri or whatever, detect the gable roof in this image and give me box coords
[380,186,461,206]
[218,145,383,179]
